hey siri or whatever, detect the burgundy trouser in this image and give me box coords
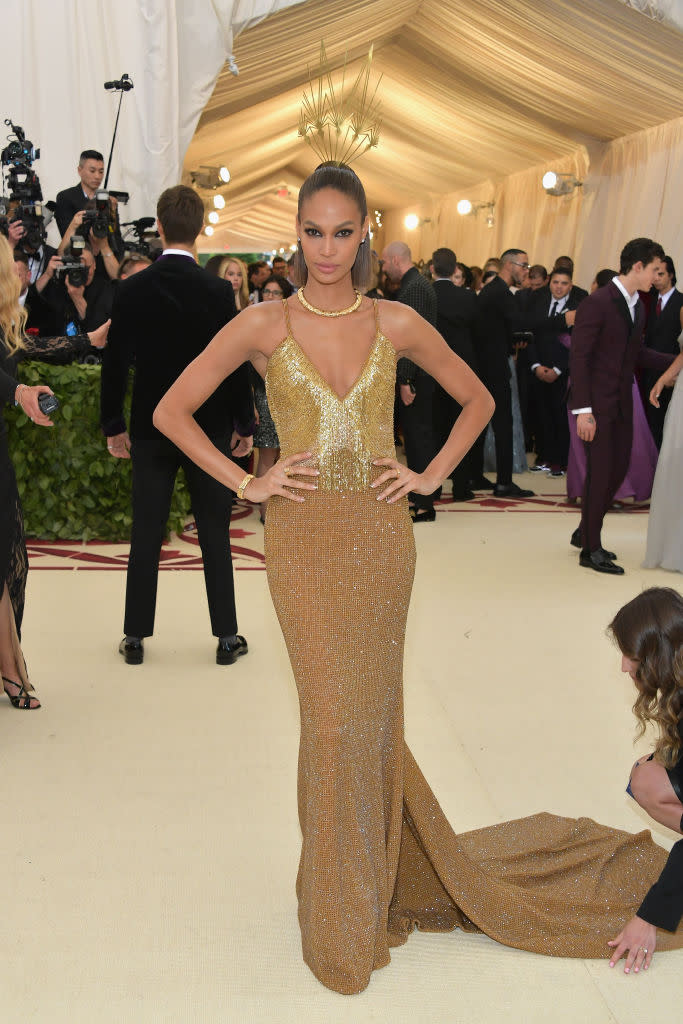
[579,415,632,553]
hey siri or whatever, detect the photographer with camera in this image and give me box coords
[55,150,124,280]
[0,234,109,710]
[42,237,114,341]
[1,119,56,282]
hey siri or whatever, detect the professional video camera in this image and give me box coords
[0,118,50,250]
[54,234,88,287]
[120,215,160,260]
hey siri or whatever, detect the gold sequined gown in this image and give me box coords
[264,300,683,995]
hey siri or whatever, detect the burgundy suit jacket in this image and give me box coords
[569,281,672,419]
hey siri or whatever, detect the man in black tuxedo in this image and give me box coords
[552,256,588,305]
[526,268,585,476]
[472,249,534,497]
[100,185,253,665]
[643,255,683,448]
[382,240,439,522]
[430,247,482,500]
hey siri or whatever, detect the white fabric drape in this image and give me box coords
[0,0,304,238]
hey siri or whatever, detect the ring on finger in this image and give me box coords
[283,467,292,477]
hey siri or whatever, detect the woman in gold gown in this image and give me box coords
[155,163,683,994]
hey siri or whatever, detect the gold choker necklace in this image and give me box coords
[297,288,362,317]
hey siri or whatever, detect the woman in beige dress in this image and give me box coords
[154,163,683,993]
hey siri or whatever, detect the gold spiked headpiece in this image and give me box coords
[298,42,382,166]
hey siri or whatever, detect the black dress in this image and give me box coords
[0,332,91,672]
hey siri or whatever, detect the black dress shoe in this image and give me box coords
[579,551,625,575]
[570,529,617,560]
[216,634,248,665]
[493,482,535,498]
[469,475,496,490]
[410,507,436,523]
[119,637,143,665]
[451,489,475,502]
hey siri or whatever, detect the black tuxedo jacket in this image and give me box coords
[432,280,477,370]
[569,282,672,419]
[473,275,526,382]
[100,254,251,443]
[645,287,683,354]
[54,184,91,237]
[526,290,586,375]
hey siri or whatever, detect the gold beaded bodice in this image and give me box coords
[265,299,397,492]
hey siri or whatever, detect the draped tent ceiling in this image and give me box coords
[188,0,683,258]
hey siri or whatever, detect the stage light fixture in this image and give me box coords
[542,172,583,197]
[457,199,495,219]
[208,211,219,224]
[213,194,226,210]
[191,165,230,191]
[204,225,214,236]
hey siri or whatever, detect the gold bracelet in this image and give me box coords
[237,473,255,500]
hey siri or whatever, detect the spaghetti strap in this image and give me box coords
[372,297,381,335]
[282,297,293,336]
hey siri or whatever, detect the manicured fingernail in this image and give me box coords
[624,968,629,974]
[609,962,614,968]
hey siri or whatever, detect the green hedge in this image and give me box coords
[5,362,191,541]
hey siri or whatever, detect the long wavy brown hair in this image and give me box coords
[608,587,683,767]
[0,234,27,356]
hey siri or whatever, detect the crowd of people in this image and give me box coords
[1,159,683,992]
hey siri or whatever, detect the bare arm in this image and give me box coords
[650,349,683,407]
[153,304,317,501]
[372,303,494,500]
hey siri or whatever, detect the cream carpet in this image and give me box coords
[4,473,681,1023]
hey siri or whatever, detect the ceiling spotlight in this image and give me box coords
[271,249,277,256]
[204,225,214,236]
[404,214,419,231]
[213,194,226,209]
[191,165,230,190]
[457,199,495,218]
[542,171,583,196]
[374,208,383,228]
[289,243,297,252]
[208,211,219,224]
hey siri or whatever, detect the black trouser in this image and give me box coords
[397,374,439,510]
[534,375,570,468]
[477,368,513,485]
[432,384,484,494]
[124,437,237,638]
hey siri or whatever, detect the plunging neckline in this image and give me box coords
[269,330,383,404]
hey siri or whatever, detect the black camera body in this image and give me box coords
[0,119,47,250]
[79,190,114,241]
[38,393,59,416]
[54,235,88,287]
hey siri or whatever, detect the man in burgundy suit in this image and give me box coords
[569,238,672,575]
